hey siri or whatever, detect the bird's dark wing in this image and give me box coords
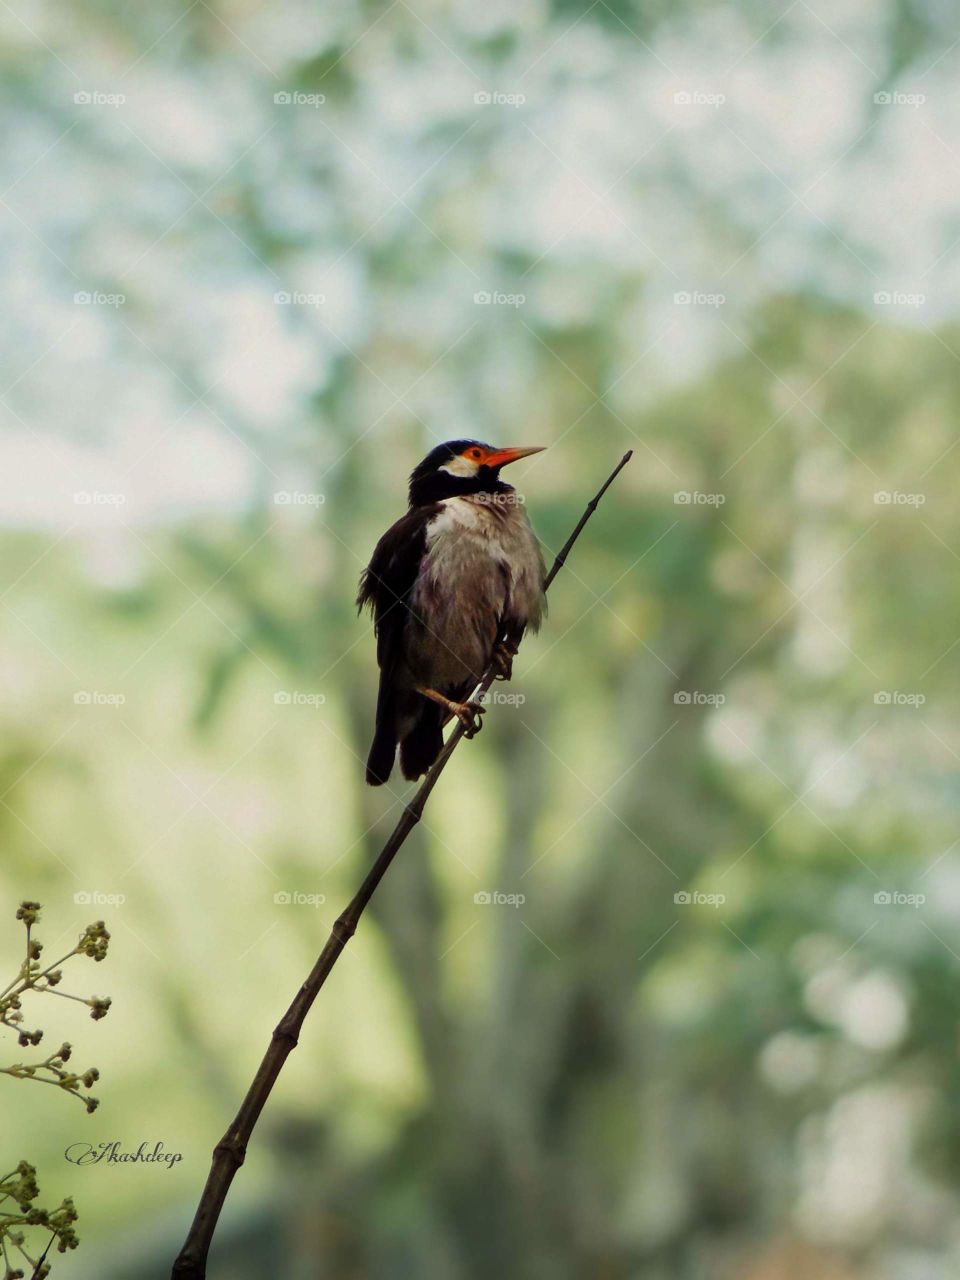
[357,504,439,673]
[358,505,441,785]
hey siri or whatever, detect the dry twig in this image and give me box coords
[172,450,633,1279]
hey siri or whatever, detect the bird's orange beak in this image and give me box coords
[483,445,546,468]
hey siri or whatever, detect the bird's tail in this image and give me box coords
[399,703,444,781]
[366,720,397,786]
[366,678,398,786]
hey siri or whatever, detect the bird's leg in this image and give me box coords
[415,687,487,738]
[492,637,519,681]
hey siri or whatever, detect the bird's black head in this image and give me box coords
[408,440,545,506]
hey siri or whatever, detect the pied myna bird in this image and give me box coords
[357,440,547,785]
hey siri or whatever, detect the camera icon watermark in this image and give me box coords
[873,690,925,707]
[73,90,125,107]
[473,290,526,307]
[480,690,526,706]
[674,890,725,907]
[74,291,125,308]
[273,491,325,506]
[474,90,525,107]
[273,690,326,707]
[273,90,326,107]
[873,890,925,907]
[273,291,325,307]
[673,90,725,107]
[873,290,925,308]
[73,491,127,506]
[674,491,725,506]
[73,691,125,706]
[873,90,925,107]
[673,290,725,307]
[873,490,925,507]
[73,890,126,907]
[474,491,526,506]
[673,690,725,706]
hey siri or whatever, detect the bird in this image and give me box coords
[357,439,547,786]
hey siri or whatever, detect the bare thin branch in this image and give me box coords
[171,450,633,1279]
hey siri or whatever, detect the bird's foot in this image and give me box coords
[454,699,487,738]
[415,687,487,738]
[492,640,518,681]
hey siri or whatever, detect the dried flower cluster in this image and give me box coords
[0,1162,78,1278]
[1,903,111,1110]
[1,902,112,1277]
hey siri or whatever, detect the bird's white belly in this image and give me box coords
[407,495,544,689]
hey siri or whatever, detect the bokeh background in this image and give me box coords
[2,1,960,1277]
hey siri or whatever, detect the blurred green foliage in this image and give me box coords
[2,1,960,1278]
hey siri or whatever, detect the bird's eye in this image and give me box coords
[468,448,483,461]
